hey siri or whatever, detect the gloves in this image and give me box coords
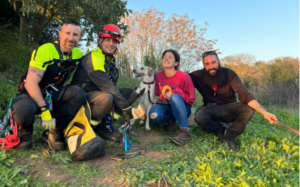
[123,107,135,127]
[40,105,56,130]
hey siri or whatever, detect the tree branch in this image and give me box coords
[13,2,22,16]
[40,8,54,29]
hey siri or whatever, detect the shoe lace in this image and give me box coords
[176,129,187,139]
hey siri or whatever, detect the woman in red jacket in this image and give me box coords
[149,49,196,145]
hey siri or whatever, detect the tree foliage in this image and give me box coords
[222,55,299,108]
[9,0,131,46]
[116,7,218,74]
[223,55,299,88]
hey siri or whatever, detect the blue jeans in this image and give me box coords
[149,94,191,128]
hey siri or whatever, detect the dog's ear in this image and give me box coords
[148,68,154,77]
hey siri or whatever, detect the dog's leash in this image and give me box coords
[118,123,132,151]
[111,147,148,161]
[143,81,155,104]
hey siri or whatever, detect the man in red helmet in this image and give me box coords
[70,24,140,142]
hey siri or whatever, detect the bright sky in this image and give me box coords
[126,0,299,62]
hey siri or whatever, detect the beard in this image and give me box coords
[204,65,226,85]
[62,39,77,53]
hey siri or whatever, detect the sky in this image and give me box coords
[126,0,299,62]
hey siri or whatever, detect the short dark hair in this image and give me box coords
[61,20,80,28]
[202,50,219,62]
[162,49,180,70]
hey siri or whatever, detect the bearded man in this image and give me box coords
[189,51,277,152]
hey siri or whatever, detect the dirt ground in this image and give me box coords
[14,115,196,186]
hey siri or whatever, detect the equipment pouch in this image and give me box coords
[64,101,105,161]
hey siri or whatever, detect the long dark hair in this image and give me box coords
[162,49,180,70]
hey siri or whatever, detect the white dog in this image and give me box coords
[133,66,155,131]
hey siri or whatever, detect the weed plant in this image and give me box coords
[117,109,299,186]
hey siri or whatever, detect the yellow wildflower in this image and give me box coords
[240,170,246,177]
[282,140,290,153]
[291,146,299,152]
[234,161,241,167]
[276,159,282,167]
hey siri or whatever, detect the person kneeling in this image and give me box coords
[189,51,277,152]
[11,20,85,152]
[70,24,137,142]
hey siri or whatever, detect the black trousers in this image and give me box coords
[11,86,87,133]
[87,88,136,122]
[194,102,255,135]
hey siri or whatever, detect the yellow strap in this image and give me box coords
[90,119,101,126]
[122,106,132,111]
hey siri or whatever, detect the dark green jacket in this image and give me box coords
[71,47,130,110]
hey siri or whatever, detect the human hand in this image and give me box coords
[164,91,172,100]
[40,105,56,129]
[263,112,277,125]
[123,107,135,128]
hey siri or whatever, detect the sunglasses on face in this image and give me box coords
[102,30,121,38]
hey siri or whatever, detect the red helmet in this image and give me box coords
[98,24,122,42]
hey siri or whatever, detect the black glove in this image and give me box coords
[123,107,135,127]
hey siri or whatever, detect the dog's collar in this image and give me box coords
[143,81,154,85]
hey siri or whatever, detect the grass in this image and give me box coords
[0,27,299,186]
[116,109,299,186]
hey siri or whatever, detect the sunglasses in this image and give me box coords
[102,30,121,38]
[202,51,218,58]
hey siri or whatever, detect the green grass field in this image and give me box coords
[0,28,299,186]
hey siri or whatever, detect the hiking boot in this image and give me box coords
[226,139,239,152]
[216,126,226,143]
[16,129,32,151]
[216,132,226,143]
[224,130,239,152]
[47,129,66,152]
[164,118,176,133]
[93,119,122,143]
[170,127,190,146]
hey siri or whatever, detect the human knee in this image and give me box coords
[91,93,113,120]
[93,92,113,106]
[11,98,38,127]
[169,94,182,104]
[239,103,255,115]
[194,108,207,126]
[64,86,87,104]
[245,105,255,115]
[150,112,158,119]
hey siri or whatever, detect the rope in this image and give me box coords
[0,111,20,150]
